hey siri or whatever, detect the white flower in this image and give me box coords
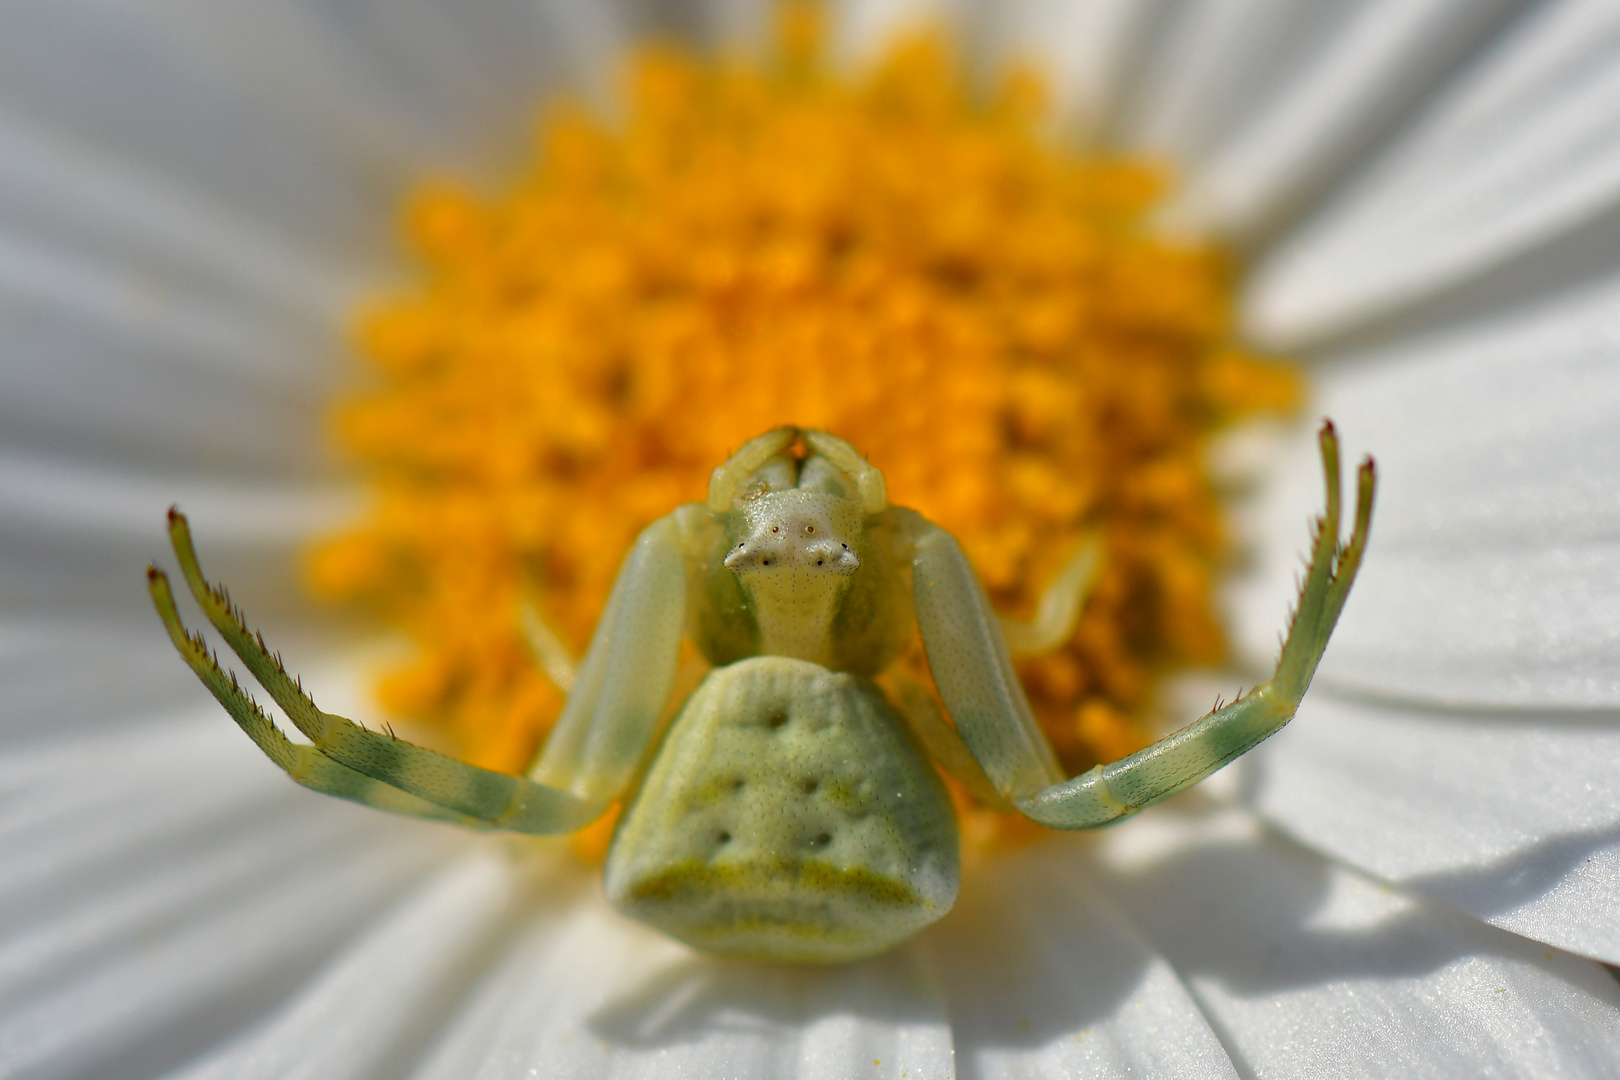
[3,1,1620,1077]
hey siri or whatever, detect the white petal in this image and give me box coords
[1124,0,1377,162]
[414,881,954,1079]
[0,114,359,321]
[1092,807,1620,1078]
[0,0,382,255]
[1164,0,1526,241]
[0,792,449,1078]
[845,0,1170,134]
[922,842,1238,1079]
[404,865,595,1080]
[0,798,399,1012]
[1247,0,1620,346]
[1248,692,1620,964]
[0,454,354,546]
[0,616,246,741]
[1229,271,1620,706]
[701,0,772,50]
[833,0,959,62]
[0,1,630,478]
[0,1,629,247]
[143,0,626,181]
[0,230,335,467]
[0,840,443,1080]
[0,676,467,1074]
[0,720,299,908]
[979,0,1161,138]
[171,849,523,1080]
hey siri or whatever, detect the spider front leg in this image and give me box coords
[914,421,1375,829]
[902,511,1068,802]
[150,508,686,834]
[149,569,484,827]
[526,506,695,805]
[1000,534,1103,657]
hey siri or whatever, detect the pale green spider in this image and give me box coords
[149,421,1373,963]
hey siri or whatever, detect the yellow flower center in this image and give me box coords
[305,4,1299,853]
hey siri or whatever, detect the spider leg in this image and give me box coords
[999,533,1103,657]
[706,426,800,509]
[1019,421,1375,828]
[157,511,603,834]
[903,508,1068,802]
[883,671,1009,810]
[149,568,480,826]
[518,599,578,693]
[907,422,1374,829]
[525,508,692,805]
[803,429,888,512]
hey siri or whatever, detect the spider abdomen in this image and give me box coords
[604,655,958,963]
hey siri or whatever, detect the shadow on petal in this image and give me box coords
[920,841,1236,1080]
[921,844,1153,1048]
[586,947,944,1050]
[1087,803,1548,996]
[1397,820,1620,937]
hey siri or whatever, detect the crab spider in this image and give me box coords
[150,422,1373,963]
